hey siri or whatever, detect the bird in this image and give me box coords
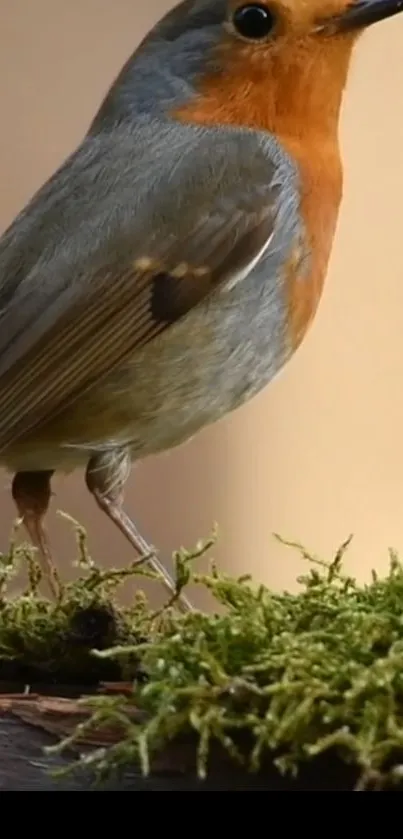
[0,0,401,610]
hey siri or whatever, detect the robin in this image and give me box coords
[0,0,401,609]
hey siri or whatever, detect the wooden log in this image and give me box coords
[0,684,400,791]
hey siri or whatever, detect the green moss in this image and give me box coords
[3,517,403,790]
[0,514,153,685]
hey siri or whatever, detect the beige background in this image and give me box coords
[0,0,402,606]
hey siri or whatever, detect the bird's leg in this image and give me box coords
[85,448,194,613]
[11,470,60,598]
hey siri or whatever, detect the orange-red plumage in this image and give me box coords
[173,0,358,347]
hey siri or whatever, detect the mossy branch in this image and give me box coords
[2,515,403,791]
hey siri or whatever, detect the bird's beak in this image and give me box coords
[319,0,403,33]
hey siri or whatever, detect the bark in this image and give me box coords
[0,686,397,791]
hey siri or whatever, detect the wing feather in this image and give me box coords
[0,123,280,450]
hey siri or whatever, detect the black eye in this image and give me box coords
[232,4,277,40]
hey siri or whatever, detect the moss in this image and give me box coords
[3,517,403,790]
[0,514,152,686]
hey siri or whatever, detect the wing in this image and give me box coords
[0,120,283,450]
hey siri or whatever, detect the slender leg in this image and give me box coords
[85,448,194,613]
[11,470,60,598]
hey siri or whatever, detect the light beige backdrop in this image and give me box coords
[0,0,403,606]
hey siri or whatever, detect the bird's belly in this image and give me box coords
[4,264,292,472]
[123,291,290,456]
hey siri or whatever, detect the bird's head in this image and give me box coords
[222,0,403,39]
[93,0,403,142]
[141,0,403,138]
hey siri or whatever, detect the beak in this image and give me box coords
[320,0,403,33]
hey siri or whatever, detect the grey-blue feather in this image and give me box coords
[89,0,226,126]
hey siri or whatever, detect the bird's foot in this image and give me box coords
[85,449,194,613]
[11,470,61,599]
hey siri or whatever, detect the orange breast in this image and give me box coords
[173,65,344,352]
[280,135,343,349]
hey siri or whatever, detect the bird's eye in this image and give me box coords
[232,3,277,40]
